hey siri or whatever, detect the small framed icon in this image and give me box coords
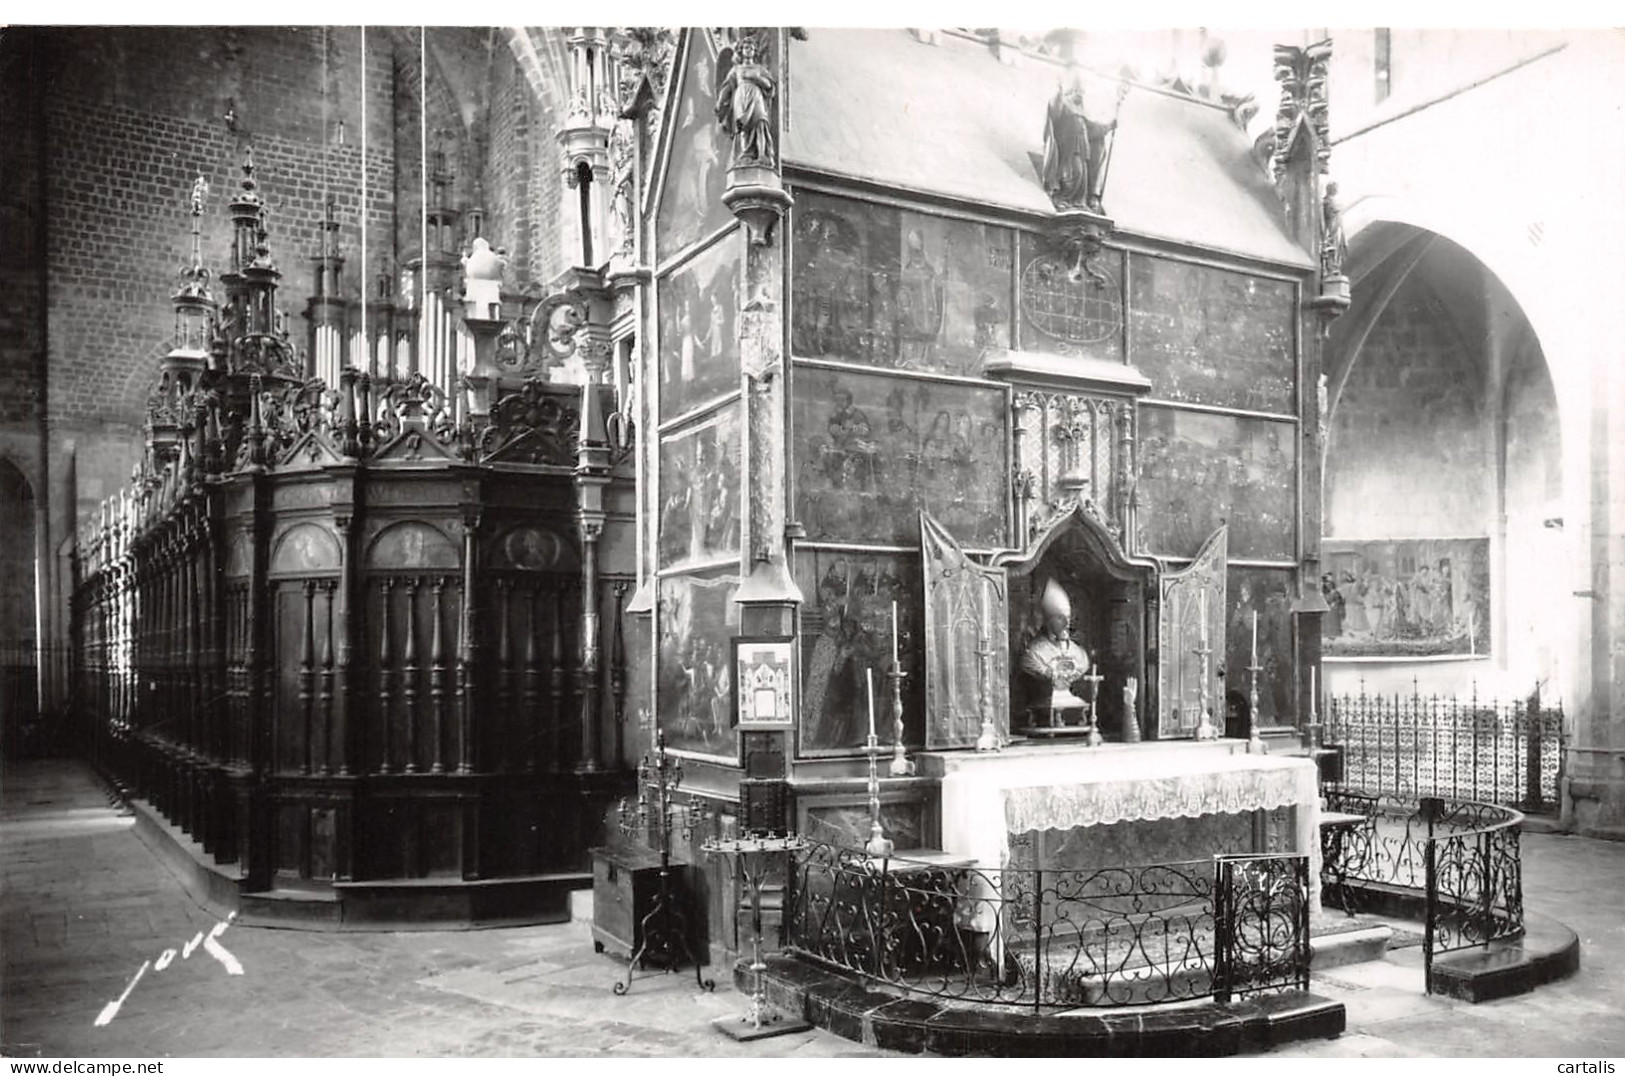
[734,635,795,730]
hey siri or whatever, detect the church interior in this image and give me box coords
[2,24,1624,1058]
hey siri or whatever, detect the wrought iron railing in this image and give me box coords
[1326,681,1563,812]
[1315,792,1524,994]
[784,838,1309,1012]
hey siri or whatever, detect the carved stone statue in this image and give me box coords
[714,30,776,169]
[1019,578,1091,716]
[1041,68,1125,213]
[1320,180,1348,279]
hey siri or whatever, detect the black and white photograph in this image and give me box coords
[1,11,1622,1066]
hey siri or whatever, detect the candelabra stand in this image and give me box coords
[975,629,1000,752]
[1247,659,1267,754]
[611,730,714,996]
[1082,670,1105,746]
[700,832,812,1041]
[887,662,915,776]
[1194,643,1218,740]
[862,731,894,858]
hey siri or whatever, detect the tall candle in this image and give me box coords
[1199,589,1208,647]
[891,601,900,670]
[1251,610,1259,666]
[866,668,877,741]
[1310,666,1317,709]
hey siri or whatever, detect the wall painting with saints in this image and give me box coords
[791,365,1008,550]
[655,34,735,262]
[790,190,1013,378]
[1135,407,1296,562]
[657,404,741,570]
[793,549,925,757]
[656,570,740,762]
[657,231,741,422]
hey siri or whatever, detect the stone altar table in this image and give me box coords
[917,740,1322,904]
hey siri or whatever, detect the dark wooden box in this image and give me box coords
[590,843,691,962]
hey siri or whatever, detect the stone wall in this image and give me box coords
[1327,279,1490,541]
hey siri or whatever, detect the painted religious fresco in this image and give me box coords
[656,571,741,761]
[1128,255,1297,415]
[793,549,925,757]
[655,34,735,262]
[1135,407,1296,562]
[1322,538,1490,658]
[657,404,741,570]
[790,190,1013,377]
[1223,566,1294,728]
[1017,241,1125,362]
[657,231,741,421]
[792,365,1009,549]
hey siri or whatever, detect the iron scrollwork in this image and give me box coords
[785,837,1311,1011]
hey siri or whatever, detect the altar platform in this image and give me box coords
[916,739,1322,903]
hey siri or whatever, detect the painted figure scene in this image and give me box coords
[655,573,740,759]
[792,367,1008,549]
[791,191,1013,378]
[657,405,741,570]
[1322,537,1490,658]
[795,551,925,756]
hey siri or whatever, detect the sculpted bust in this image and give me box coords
[1019,579,1091,715]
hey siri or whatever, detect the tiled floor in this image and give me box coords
[3,759,1622,1058]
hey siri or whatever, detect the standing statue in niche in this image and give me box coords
[1020,579,1091,718]
[714,30,776,169]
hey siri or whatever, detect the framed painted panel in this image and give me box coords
[1322,537,1490,658]
[793,549,925,757]
[657,231,741,422]
[790,189,1013,377]
[657,403,741,570]
[655,34,735,262]
[655,570,741,762]
[1135,406,1296,562]
[791,364,1009,549]
[1224,566,1295,728]
[1017,239,1125,362]
[734,635,795,730]
[1128,255,1297,415]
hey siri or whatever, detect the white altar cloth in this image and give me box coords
[927,742,1321,875]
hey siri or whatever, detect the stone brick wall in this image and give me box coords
[42,28,396,435]
[1326,280,1490,539]
[0,29,44,436]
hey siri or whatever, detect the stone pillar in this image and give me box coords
[721,27,802,642]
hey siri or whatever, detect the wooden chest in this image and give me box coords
[589,843,691,961]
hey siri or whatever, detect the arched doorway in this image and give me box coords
[1322,222,1562,702]
[0,458,40,758]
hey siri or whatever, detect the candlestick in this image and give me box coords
[866,668,876,742]
[891,601,900,669]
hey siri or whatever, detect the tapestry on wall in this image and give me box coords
[1321,537,1490,658]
